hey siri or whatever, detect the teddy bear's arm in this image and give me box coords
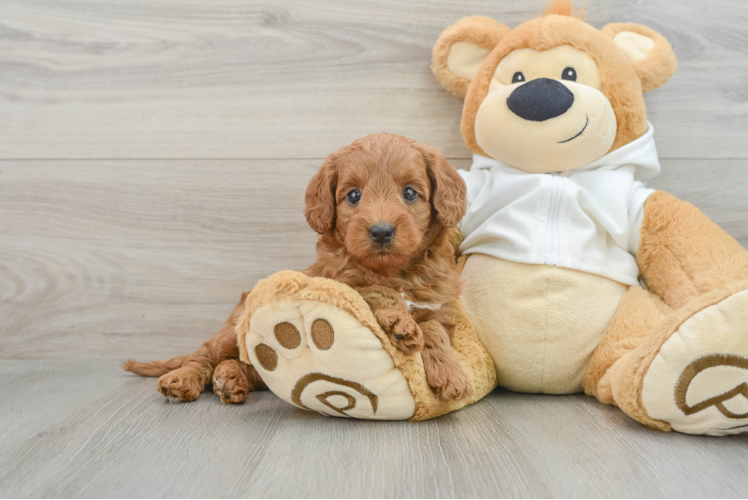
[637,191,748,309]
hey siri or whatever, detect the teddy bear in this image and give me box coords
[428,0,748,435]
[235,0,748,435]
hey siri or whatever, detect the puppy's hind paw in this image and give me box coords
[157,368,204,402]
[422,349,472,400]
[438,371,473,401]
[212,359,250,404]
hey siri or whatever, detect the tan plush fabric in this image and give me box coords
[612,32,654,63]
[248,298,416,419]
[638,191,748,310]
[582,191,748,431]
[583,286,671,404]
[429,6,748,435]
[489,44,602,90]
[236,270,497,421]
[461,255,626,394]
[601,282,748,431]
[433,13,678,163]
[448,43,491,82]
[642,288,748,435]
[475,71,617,172]
[460,15,648,157]
[431,16,510,98]
[601,23,678,93]
[590,191,748,431]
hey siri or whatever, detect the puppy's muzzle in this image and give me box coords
[369,223,394,245]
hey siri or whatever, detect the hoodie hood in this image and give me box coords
[471,123,661,182]
[457,124,661,286]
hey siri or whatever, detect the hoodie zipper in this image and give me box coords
[544,173,564,266]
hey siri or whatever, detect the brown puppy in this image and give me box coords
[305,133,471,399]
[124,133,471,402]
[123,291,267,403]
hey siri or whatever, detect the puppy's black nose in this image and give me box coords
[369,223,394,245]
[507,78,574,122]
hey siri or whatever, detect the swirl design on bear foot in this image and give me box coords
[291,372,378,416]
[675,354,748,419]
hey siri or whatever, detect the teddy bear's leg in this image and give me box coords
[234,271,496,421]
[583,286,672,421]
[637,191,748,308]
[588,192,748,435]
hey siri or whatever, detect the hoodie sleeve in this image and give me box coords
[627,181,655,256]
[457,168,488,235]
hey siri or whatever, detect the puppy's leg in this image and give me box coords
[373,310,424,354]
[158,293,249,402]
[212,359,267,404]
[356,285,424,353]
[418,318,472,400]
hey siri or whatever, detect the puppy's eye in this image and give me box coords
[511,72,525,84]
[346,189,361,206]
[402,187,418,203]
[562,67,577,81]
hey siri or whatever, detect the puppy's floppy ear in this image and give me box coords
[602,23,677,93]
[417,143,467,228]
[432,16,510,98]
[304,152,339,234]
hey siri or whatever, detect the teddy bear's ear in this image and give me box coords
[432,16,510,98]
[602,23,678,93]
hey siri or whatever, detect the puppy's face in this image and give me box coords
[335,143,432,270]
[305,134,467,271]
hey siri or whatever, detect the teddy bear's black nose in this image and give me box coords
[507,78,575,122]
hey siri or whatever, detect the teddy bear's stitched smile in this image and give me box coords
[558,115,589,144]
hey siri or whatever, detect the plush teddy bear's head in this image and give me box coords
[432,0,677,173]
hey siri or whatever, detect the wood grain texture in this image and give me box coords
[2,159,747,361]
[1,0,747,160]
[1,1,748,497]
[0,360,747,498]
[0,160,319,360]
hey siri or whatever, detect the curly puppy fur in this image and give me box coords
[123,292,266,404]
[305,133,470,399]
[124,133,470,402]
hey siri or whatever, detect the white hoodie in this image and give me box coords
[457,124,660,286]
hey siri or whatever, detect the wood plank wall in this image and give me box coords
[1,0,747,359]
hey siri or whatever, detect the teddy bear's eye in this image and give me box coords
[562,67,577,81]
[511,72,525,84]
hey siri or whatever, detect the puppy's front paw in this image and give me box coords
[422,349,473,400]
[375,310,424,354]
[157,368,204,402]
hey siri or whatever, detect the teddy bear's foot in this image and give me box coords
[641,287,748,436]
[244,299,416,419]
[236,270,497,421]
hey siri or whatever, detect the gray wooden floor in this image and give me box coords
[1,361,747,498]
[1,0,748,498]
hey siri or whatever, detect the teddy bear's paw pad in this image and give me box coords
[643,289,748,435]
[246,300,415,420]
